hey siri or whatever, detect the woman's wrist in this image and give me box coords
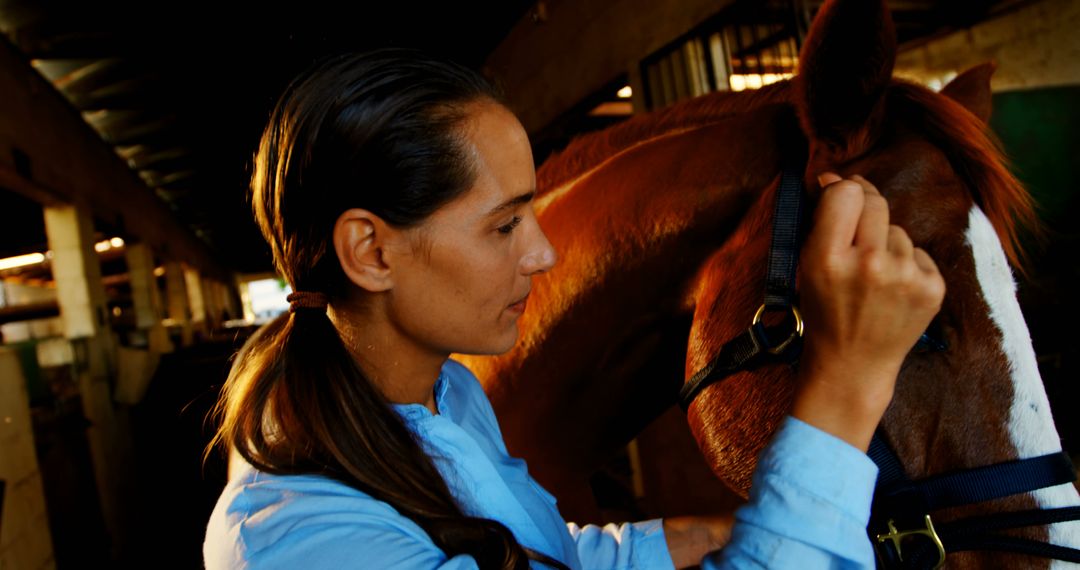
[663,514,735,569]
[791,359,897,452]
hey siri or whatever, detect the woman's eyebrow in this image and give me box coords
[485,191,535,217]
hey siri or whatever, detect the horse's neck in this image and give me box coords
[521,109,795,372]
[534,82,793,198]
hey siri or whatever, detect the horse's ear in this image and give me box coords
[940,62,996,124]
[795,0,896,162]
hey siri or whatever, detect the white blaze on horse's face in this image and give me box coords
[966,205,1080,555]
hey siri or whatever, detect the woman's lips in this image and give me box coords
[508,293,529,313]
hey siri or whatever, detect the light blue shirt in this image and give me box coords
[204,359,878,569]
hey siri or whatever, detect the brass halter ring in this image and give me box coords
[751,303,804,355]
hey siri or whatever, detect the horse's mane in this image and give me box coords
[534,78,1036,272]
[889,81,1038,272]
[535,82,793,195]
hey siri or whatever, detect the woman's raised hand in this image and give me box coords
[791,173,946,451]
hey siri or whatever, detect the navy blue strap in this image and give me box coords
[763,167,805,308]
[869,432,909,488]
[677,320,803,409]
[679,328,762,409]
[939,535,1080,565]
[946,506,1080,536]
[875,450,1076,515]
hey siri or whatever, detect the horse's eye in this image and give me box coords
[913,317,949,353]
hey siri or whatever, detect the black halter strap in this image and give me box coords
[763,162,805,308]
[868,432,1080,568]
[678,164,807,410]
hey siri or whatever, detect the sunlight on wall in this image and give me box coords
[729,72,794,92]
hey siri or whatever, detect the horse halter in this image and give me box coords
[677,162,808,410]
[678,160,1080,568]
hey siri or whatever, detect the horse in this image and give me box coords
[455,0,1080,567]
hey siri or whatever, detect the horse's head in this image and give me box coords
[797,1,1042,483]
[687,0,1077,565]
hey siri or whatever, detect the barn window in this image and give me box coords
[641,0,806,109]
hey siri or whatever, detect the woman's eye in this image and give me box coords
[497,216,522,235]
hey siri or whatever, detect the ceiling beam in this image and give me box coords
[485,0,740,136]
[0,34,231,281]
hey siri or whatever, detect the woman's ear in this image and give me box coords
[333,208,396,292]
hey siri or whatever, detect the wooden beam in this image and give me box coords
[484,0,739,136]
[0,35,231,282]
[0,300,59,325]
[0,165,65,207]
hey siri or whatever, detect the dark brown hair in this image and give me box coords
[208,48,563,569]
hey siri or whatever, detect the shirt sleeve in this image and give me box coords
[242,520,481,570]
[205,478,481,570]
[702,416,879,569]
[567,518,676,570]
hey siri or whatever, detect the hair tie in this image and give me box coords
[287,291,329,313]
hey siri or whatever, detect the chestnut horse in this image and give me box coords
[457,0,1079,566]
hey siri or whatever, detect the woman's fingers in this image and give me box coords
[807,172,864,255]
[887,225,914,258]
[850,175,890,251]
[913,247,939,274]
[807,173,894,257]
[913,248,947,309]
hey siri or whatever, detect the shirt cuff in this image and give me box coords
[734,415,880,564]
[760,416,879,522]
[630,519,676,570]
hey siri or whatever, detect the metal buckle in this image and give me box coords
[875,515,946,570]
[751,303,804,355]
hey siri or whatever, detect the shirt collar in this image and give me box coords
[390,363,452,424]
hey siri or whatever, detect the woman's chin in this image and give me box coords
[463,329,520,357]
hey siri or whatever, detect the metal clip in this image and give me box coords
[875,515,946,570]
[751,303,804,355]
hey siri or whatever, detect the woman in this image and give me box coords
[204,48,944,569]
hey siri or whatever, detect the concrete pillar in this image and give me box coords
[226,278,244,322]
[203,279,225,331]
[163,261,192,347]
[183,267,207,338]
[123,243,159,330]
[43,204,132,560]
[44,206,109,341]
[200,279,216,331]
[215,281,229,325]
[114,243,169,405]
[0,349,56,570]
[123,243,172,353]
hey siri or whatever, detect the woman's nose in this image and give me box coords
[521,223,557,275]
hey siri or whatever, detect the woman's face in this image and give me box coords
[386,101,557,356]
